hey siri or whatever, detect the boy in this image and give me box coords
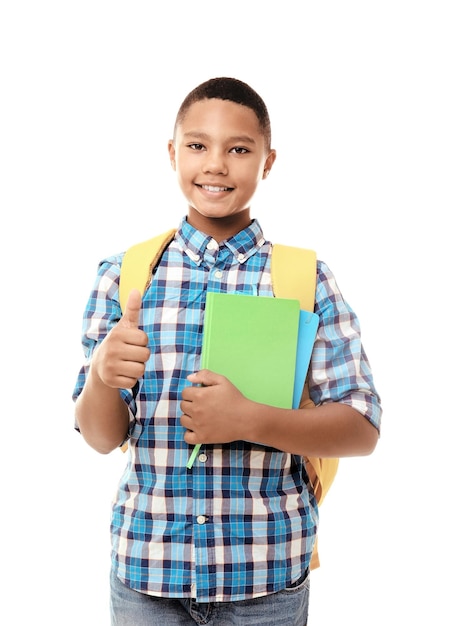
[73,77,382,625]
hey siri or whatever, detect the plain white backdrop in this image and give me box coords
[1,1,453,624]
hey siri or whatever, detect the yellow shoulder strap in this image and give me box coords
[271,243,339,570]
[119,228,177,312]
[118,228,176,453]
[271,244,317,312]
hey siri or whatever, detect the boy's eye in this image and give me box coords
[230,147,249,154]
[188,143,205,151]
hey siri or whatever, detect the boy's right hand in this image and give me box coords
[91,289,151,389]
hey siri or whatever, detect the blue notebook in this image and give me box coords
[292,310,320,409]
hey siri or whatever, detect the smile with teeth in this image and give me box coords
[198,184,233,192]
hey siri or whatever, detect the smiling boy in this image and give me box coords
[73,77,382,625]
[169,96,275,237]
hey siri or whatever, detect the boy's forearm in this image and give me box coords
[75,369,130,454]
[247,401,379,458]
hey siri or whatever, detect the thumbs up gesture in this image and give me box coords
[91,289,151,389]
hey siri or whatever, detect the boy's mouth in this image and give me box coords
[197,184,233,192]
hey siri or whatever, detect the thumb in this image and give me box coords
[187,369,222,387]
[120,288,143,329]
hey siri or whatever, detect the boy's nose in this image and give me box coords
[202,151,228,175]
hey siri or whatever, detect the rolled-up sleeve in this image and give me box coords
[310,261,382,432]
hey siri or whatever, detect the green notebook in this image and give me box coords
[201,292,301,408]
[187,292,301,468]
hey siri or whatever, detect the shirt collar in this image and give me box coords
[175,217,266,266]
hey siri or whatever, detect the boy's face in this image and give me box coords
[169,98,276,239]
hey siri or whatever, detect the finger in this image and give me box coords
[180,399,193,416]
[187,369,223,387]
[120,289,142,329]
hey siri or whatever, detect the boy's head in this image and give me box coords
[174,77,272,152]
[169,77,276,239]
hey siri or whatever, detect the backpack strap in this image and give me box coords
[271,243,339,570]
[118,228,177,312]
[271,244,317,312]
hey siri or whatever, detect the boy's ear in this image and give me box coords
[262,149,277,179]
[168,140,176,170]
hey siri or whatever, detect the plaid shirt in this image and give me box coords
[73,217,382,602]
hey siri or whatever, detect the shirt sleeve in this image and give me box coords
[310,261,382,432]
[72,253,137,434]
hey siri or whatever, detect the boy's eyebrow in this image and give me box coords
[183,131,257,145]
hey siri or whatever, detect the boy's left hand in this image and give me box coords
[180,370,250,445]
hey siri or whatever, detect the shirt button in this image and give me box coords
[197,515,207,525]
[198,453,208,463]
[214,270,223,279]
[207,239,218,251]
[186,249,200,262]
[237,253,245,262]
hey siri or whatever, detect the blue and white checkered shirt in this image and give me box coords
[73,217,382,602]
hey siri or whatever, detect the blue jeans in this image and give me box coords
[110,569,310,625]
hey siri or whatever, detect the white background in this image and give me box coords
[1,1,453,624]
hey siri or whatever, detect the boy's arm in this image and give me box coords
[247,394,378,457]
[75,370,130,454]
[75,290,150,454]
[180,370,378,458]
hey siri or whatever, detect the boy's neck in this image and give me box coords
[186,208,252,243]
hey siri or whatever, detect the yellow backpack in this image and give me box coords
[119,228,339,569]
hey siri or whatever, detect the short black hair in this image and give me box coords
[174,77,272,151]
